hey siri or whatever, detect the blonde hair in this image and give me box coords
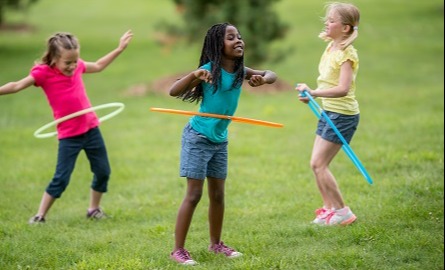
[319,2,360,50]
[39,32,79,66]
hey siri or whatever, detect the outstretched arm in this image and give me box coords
[245,68,277,87]
[85,30,133,73]
[0,76,35,96]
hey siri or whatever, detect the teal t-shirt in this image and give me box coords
[190,62,242,143]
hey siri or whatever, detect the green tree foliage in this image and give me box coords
[173,0,287,65]
[0,0,38,26]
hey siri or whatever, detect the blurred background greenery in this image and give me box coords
[0,1,443,269]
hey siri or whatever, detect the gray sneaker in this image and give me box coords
[28,215,45,224]
[86,208,107,219]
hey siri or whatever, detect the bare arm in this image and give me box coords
[169,69,212,97]
[0,76,35,96]
[296,60,353,98]
[85,30,133,73]
[245,68,277,87]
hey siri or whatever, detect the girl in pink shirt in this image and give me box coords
[0,30,133,224]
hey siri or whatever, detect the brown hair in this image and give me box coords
[39,33,79,66]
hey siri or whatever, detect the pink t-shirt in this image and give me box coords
[31,59,99,139]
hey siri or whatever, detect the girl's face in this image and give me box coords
[223,25,244,59]
[324,10,347,40]
[54,48,79,76]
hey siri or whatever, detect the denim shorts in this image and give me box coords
[180,124,228,180]
[316,111,360,144]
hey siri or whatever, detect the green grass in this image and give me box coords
[0,0,443,269]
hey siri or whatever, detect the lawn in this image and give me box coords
[0,0,443,269]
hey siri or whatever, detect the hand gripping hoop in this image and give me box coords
[300,90,373,184]
[34,102,125,139]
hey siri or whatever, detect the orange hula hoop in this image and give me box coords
[150,107,283,128]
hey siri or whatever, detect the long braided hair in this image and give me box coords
[179,23,245,103]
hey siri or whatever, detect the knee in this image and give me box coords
[210,190,225,205]
[96,173,110,183]
[91,173,110,193]
[46,178,69,198]
[95,166,111,180]
[186,190,203,206]
[310,159,324,174]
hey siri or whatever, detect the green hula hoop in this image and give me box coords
[34,102,125,139]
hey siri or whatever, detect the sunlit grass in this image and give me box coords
[0,0,443,269]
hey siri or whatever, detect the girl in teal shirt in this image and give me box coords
[169,22,277,265]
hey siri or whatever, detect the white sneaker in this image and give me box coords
[326,206,357,226]
[312,207,332,225]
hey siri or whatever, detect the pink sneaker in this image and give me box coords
[209,241,242,258]
[326,206,357,226]
[312,207,332,225]
[170,248,197,265]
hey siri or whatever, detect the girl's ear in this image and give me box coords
[343,24,351,33]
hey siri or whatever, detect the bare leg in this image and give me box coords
[310,135,344,210]
[36,192,56,218]
[89,189,103,212]
[207,177,225,245]
[173,178,204,251]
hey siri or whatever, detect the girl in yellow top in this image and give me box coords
[296,2,361,226]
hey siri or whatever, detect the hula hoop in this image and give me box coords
[150,107,284,128]
[34,102,125,139]
[300,90,373,185]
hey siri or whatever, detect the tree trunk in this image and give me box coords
[0,3,4,26]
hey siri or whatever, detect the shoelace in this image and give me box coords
[88,209,105,218]
[212,242,235,255]
[34,216,45,222]
[315,208,333,220]
[176,248,192,260]
[315,208,327,216]
[325,210,337,224]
